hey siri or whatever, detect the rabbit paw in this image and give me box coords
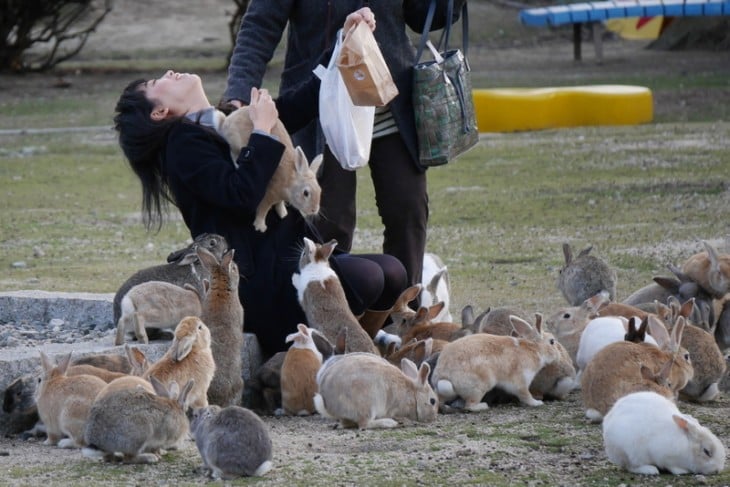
[628,465,660,475]
[253,217,268,233]
[275,201,288,219]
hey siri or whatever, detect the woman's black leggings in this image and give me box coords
[333,253,407,315]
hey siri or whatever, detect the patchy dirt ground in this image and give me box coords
[2,1,730,486]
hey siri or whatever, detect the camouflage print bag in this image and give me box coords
[413,0,478,167]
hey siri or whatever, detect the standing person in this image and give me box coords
[223,1,466,300]
[111,11,407,357]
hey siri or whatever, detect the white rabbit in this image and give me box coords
[576,316,657,374]
[314,353,438,429]
[603,391,725,475]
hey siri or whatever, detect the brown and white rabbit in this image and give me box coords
[220,106,322,233]
[681,240,730,299]
[83,377,194,464]
[314,353,438,429]
[35,351,106,448]
[580,315,694,422]
[115,280,202,345]
[291,237,378,354]
[431,315,562,411]
[280,324,323,416]
[143,316,216,408]
[557,243,617,306]
[603,391,725,475]
[189,404,273,479]
[194,247,244,407]
[544,290,611,366]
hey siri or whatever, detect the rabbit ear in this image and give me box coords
[171,333,195,362]
[297,323,310,336]
[427,302,445,320]
[582,291,610,315]
[417,361,431,386]
[178,379,196,407]
[56,352,73,374]
[149,375,169,397]
[672,414,690,433]
[654,276,681,292]
[461,305,474,327]
[533,313,544,335]
[318,240,338,261]
[578,245,593,258]
[647,315,671,348]
[670,316,686,351]
[222,248,235,270]
[509,315,534,338]
[310,153,324,173]
[562,243,573,265]
[678,298,695,321]
[176,252,199,266]
[39,351,54,373]
[335,327,348,354]
[400,358,418,380]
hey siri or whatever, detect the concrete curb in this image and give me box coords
[0,290,264,435]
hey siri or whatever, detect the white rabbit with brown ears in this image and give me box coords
[291,237,378,354]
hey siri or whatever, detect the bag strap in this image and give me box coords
[415,0,469,64]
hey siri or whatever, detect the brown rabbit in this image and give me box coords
[681,240,730,299]
[291,238,378,354]
[384,337,446,368]
[580,315,693,422]
[398,304,469,344]
[544,290,611,365]
[194,247,244,407]
[144,316,216,409]
[280,324,323,416]
[220,106,322,233]
[35,351,106,448]
[95,345,153,400]
[431,316,562,411]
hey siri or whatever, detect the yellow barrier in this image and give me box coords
[473,85,653,133]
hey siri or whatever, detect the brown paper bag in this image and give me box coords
[336,21,399,107]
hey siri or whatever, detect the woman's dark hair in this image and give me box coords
[113,79,180,231]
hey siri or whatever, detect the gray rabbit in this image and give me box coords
[557,243,617,306]
[189,404,273,479]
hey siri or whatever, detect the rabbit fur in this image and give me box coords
[95,345,153,400]
[557,243,617,306]
[35,351,107,448]
[314,353,438,429]
[3,374,43,438]
[113,233,228,324]
[143,316,216,409]
[292,237,378,354]
[431,315,562,411]
[576,316,658,374]
[280,324,322,416]
[194,247,244,407]
[603,391,725,475]
[420,252,453,322]
[115,280,202,345]
[580,315,694,422]
[189,405,273,479]
[83,377,194,464]
[220,106,322,233]
[399,304,470,344]
[662,297,726,402]
[681,240,730,299]
[545,290,612,366]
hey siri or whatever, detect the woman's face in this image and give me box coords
[141,70,205,119]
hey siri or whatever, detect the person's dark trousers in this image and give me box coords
[315,132,428,287]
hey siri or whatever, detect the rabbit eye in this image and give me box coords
[684,353,690,361]
[563,313,571,319]
[304,189,310,198]
[703,447,712,457]
[549,338,555,345]
[429,398,436,406]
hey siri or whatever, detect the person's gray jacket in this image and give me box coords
[224,0,466,168]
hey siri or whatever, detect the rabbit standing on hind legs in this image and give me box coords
[558,243,617,306]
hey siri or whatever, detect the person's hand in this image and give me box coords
[248,87,278,134]
[343,7,375,33]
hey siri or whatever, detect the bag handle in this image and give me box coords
[414,0,469,64]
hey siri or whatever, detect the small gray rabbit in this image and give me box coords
[189,404,273,479]
[83,377,194,464]
[557,243,617,306]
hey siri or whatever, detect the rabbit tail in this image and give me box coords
[436,380,458,402]
[313,393,333,418]
[254,460,273,477]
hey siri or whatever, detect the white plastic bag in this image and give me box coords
[314,29,374,170]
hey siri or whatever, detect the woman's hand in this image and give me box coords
[248,87,278,134]
[343,7,375,33]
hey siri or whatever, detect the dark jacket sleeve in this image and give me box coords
[166,123,285,213]
[223,0,295,104]
[403,0,466,34]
